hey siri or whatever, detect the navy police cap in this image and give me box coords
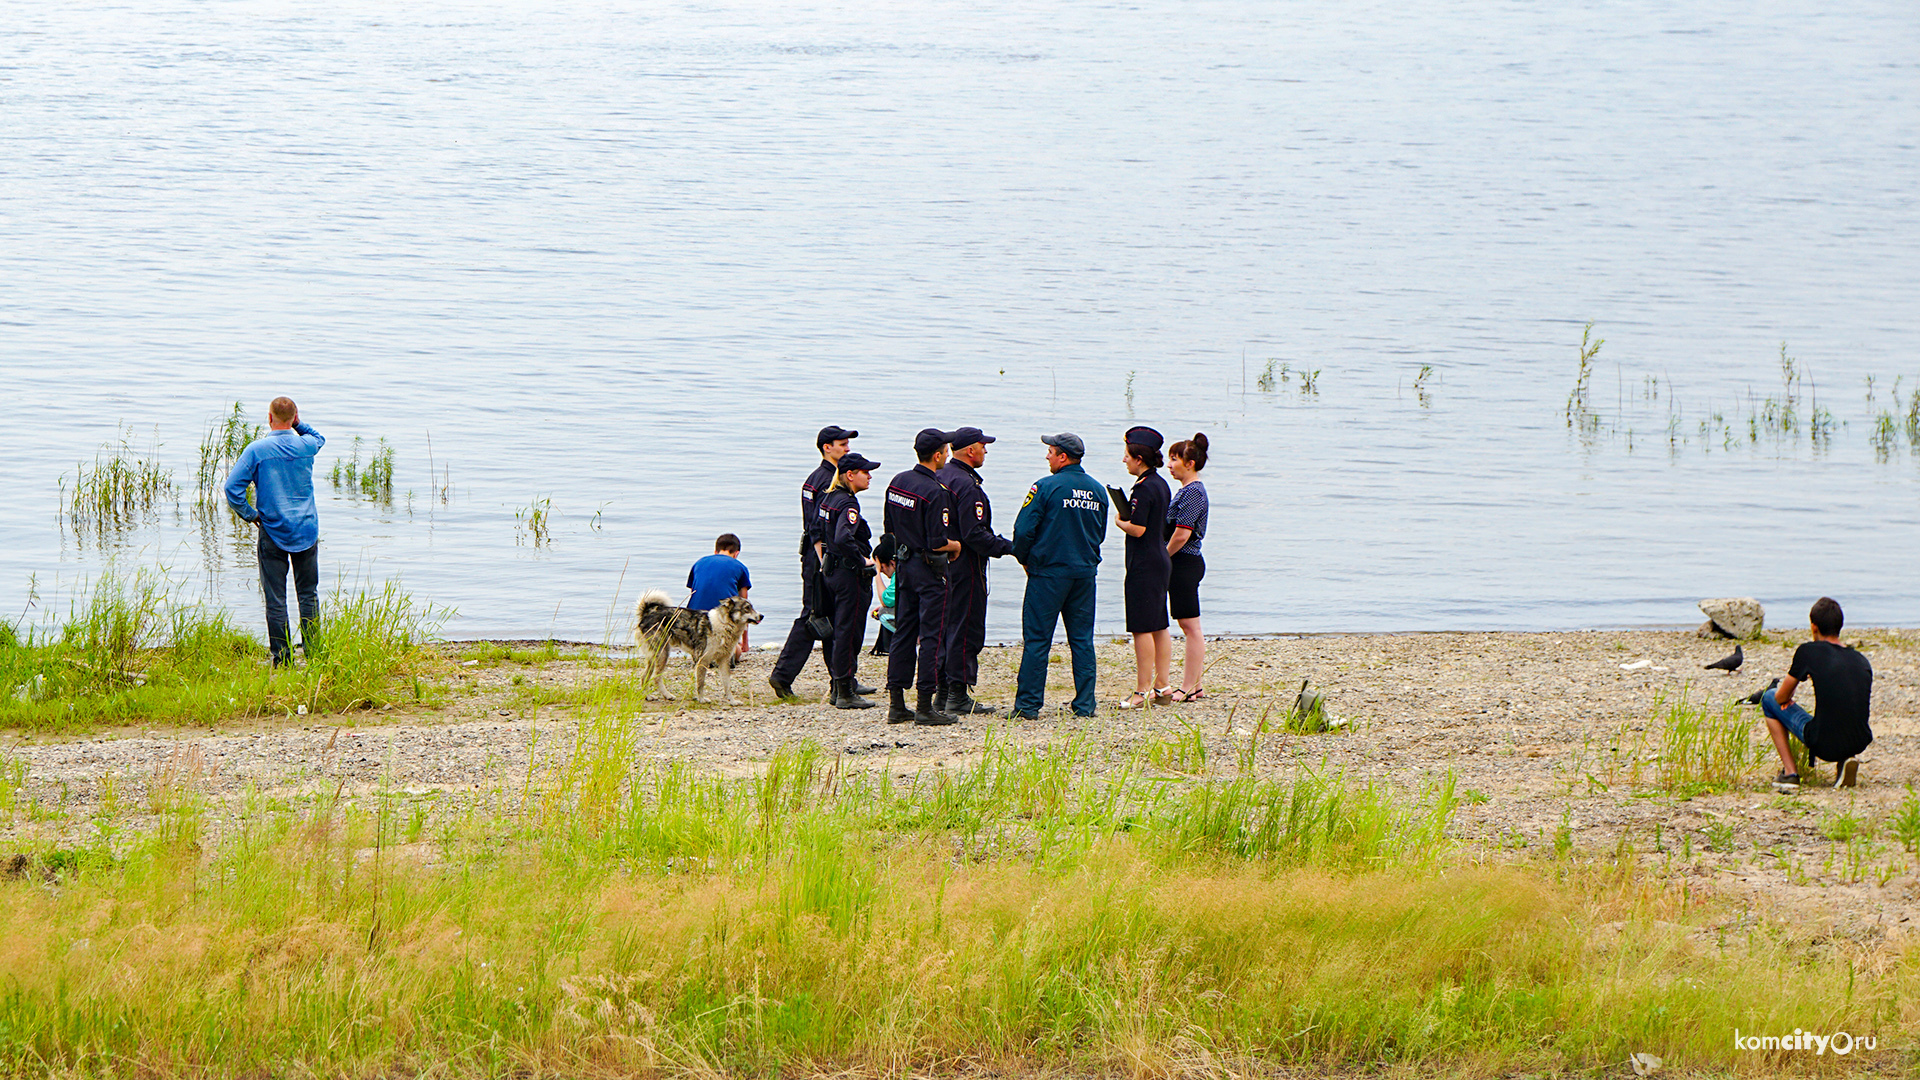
[914,428,954,456]
[1124,425,1164,451]
[837,452,881,473]
[949,426,997,451]
[817,425,858,446]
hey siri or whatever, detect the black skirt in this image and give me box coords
[1124,557,1170,633]
[1169,551,1205,620]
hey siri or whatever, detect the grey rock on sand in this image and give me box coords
[1697,597,1764,640]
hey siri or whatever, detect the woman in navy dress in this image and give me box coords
[1115,425,1172,708]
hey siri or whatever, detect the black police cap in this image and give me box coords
[817,425,858,447]
[1124,425,1164,451]
[837,452,881,473]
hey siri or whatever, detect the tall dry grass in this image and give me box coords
[0,732,1907,1077]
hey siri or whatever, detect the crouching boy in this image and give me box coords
[1758,597,1872,791]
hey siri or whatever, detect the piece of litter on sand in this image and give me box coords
[1619,659,1653,671]
[1630,1052,1663,1076]
[461,659,479,667]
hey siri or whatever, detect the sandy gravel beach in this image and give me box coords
[7,628,1917,940]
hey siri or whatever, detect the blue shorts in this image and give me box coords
[1761,688,1819,755]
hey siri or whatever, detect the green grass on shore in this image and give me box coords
[0,570,442,732]
[1,732,1909,1078]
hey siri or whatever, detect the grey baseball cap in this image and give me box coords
[1041,432,1085,458]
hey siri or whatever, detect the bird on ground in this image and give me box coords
[1704,644,1744,673]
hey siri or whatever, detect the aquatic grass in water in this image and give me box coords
[195,401,262,496]
[59,428,177,543]
[1569,328,1918,463]
[328,435,396,503]
[0,733,1904,1077]
[517,497,553,546]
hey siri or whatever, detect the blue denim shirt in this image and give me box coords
[224,423,325,552]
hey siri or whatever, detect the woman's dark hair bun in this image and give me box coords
[1172,432,1209,470]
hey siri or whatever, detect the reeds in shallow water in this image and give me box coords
[194,401,262,496]
[328,435,396,503]
[60,428,177,544]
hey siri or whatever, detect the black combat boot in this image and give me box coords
[768,674,797,700]
[932,683,950,713]
[886,686,914,724]
[947,682,994,715]
[913,686,959,726]
[853,679,877,695]
[832,677,875,710]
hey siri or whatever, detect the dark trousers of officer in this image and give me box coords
[258,533,320,667]
[771,545,824,684]
[822,566,870,680]
[940,555,989,686]
[1014,573,1098,716]
[886,558,949,692]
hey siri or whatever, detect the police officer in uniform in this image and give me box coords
[769,425,861,700]
[935,426,1013,715]
[1010,433,1110,719]
[882,429,964,725]
[817,452,882,709]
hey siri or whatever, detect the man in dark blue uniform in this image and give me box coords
[769,425,859,700]
[936,426,1013,715]
[1010,433,1109,719]
[883,428,964,725]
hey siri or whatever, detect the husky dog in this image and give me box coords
[632,590,764,704]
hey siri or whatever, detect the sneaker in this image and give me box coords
[1773,771,1801,793]
[1835,759,1858,788]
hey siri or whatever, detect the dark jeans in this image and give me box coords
[1015,573,1098,716]
[259,534,319,666]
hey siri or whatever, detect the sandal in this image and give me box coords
[1119,691,1151,710]
[1152,686,1175,704]
[1169,687,1207,703]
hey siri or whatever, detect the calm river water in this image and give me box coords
[3,0,1917,643]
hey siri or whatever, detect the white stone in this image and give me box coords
[1698,597,1764,640]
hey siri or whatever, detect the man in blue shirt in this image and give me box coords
[1010,433,1109,718]
[686,534,752,610]
[686,533,754,659]
[223,397,325,666]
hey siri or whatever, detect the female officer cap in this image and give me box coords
[1123,425,1164,450]
[837,452,881,473]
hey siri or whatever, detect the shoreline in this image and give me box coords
[5,627,1915,939]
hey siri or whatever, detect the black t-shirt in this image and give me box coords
[1789,640,1874,761]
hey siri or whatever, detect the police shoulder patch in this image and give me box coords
[975,504,984,520]
[847,508,859,524]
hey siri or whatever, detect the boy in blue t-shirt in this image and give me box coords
[686,534,753,656]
